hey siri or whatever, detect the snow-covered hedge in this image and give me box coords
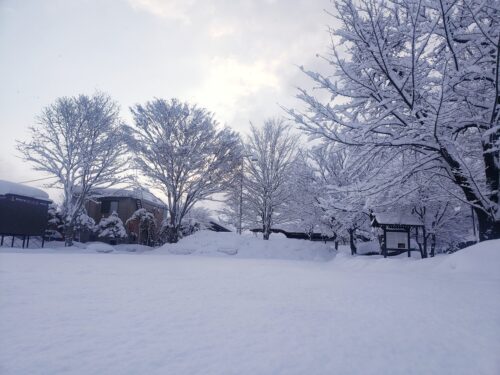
[95,212,127,241]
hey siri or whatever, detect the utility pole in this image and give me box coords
[238,162,243,235]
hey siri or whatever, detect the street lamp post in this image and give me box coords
[238,163,243,235]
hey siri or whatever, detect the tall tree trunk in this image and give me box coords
[165,210,181,243]
[262,224,271,240]
[165,226,180,243]
[440,147,500,241]
[64,224,74,247]
[476,209,500,241]
[262,210,272,240]
[430,233,436,257]
[348,228,356,255]
[481,132,500,240]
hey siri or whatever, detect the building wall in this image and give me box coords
[85,197,138,224]
[0,195,49,236]
[84,197,165,244]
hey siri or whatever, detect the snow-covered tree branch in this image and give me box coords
[288,0,500,240]
[243,119,298,240]
[127,98,242,243]
[17,92,129,246]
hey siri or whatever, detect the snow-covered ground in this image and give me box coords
[0,232,499,375]
[156,230,336,261]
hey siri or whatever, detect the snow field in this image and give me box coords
[0,236,498,375]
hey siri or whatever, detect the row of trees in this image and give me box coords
[285,0,499,245]
[18,0,499,249]
[19,95,289,245]
[224,0,499,251]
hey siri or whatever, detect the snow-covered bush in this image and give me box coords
[75,210,95,232]
[126,208,156,246]
[95,212,127,243]
[74,209,96,242]
[158,221,181,244]
[46,203,64,241]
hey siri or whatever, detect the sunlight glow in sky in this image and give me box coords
[0,0,331,200]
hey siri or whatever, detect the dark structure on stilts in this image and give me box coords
[371,212,428,258]
[250,227,336,242]
[0,180,51,248]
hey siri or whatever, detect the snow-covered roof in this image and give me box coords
[89,187,167,208]
[372,212,423,227]
[272,222,315,233]
[271,221,334,234]
[0,179,51,201]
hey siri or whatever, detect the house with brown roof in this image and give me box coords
[82,187,167,245]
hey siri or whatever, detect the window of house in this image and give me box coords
[101,200,119,214]
[110,201,119,214]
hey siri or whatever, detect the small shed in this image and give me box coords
[371,212,427,258]
[0,180,51,248]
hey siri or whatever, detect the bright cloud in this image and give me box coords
[192,57,281,124]
[127,0,196,23]
[208,23,235,39]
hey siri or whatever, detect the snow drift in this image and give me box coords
[155,230,335,261]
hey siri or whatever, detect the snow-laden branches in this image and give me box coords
[17,92,129,246]
[243,119,298,239]
[288,0,500,240]
[127,98,242,243]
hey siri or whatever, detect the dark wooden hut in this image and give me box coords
[371,212,427,258]
[0,180,51,248]
[250,227,335,242]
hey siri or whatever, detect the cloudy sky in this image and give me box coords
[0,0,332,200]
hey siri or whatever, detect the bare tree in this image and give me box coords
[17,92,129,246]
[289,0,500,241]
[127,98,242,243]
[244,119,298,240]
[308,144,373,253]
[220,155,246,234]
[282,150,334,239]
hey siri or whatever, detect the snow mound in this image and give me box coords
[0,179,50,201]
[156,230,335,261]
[114,244,152,253]
[356,241,380,255]
[85,242,115,253]
[331,239,500,280]
[436,239,500,277]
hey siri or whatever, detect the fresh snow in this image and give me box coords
[157,231,335,261]
[0,179,50,201]
[0,234,499,375]
[85,242,115,253]
[87,187,167,208]
[372,212,423,226]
